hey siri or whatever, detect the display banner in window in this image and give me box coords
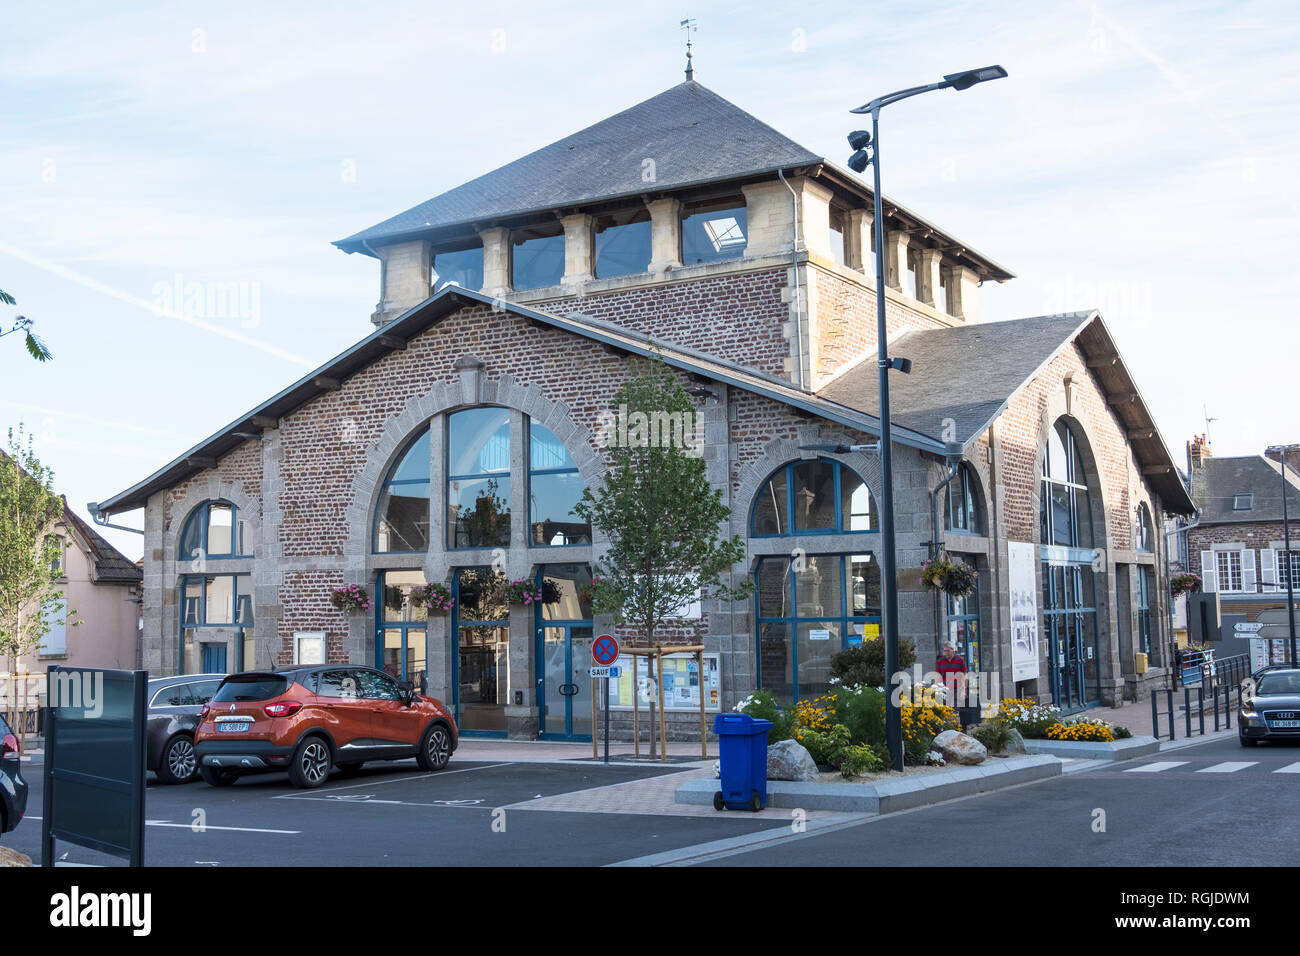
[1009,542,1040,682]
[607,653,721,711]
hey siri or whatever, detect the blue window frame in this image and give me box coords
[448,409,511,549]
[528,421,590,546]
[178,501,252,560]
[177,573,252,674]
[945,463,985,535]
[375,569,428,691]
[1135,502,1154,552]
[433,245,484,293]
[512,229,565,291]
[451,567,510,737]
[374,428,430,553]
[594,213,651,279]
[755,553,881,702]
[945,556,982,669]
[1136,566,1153,657]
[750,459,877,537]
[1040,420,1093,550]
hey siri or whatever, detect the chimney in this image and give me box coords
[1265,444,1300,477]
[1187,434,1211,475]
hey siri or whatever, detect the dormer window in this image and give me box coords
[433,243,484,293]
[512,225,565,291]
[1233,494,1253,511]
[595,210,651,279]
[681,199,747,264]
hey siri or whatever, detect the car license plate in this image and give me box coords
[1269,720,1300,728]
[218,722,252,733]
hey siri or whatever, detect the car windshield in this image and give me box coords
[1257,673,1300,696]
[213,675,289,702]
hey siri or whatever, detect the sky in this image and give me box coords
[2,0,1297,562]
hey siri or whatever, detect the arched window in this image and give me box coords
[1040,420,1093,549]
[945,462,985,535]
[374,428,430,553]
[1135,502,1154,553]
[529,422,590,545]
[178,500,251,559]
[448,408,511,548]
[751,459,877,536]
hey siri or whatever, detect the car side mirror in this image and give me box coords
[398,681,415,705]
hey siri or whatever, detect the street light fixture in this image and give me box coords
[846,65,1007,771]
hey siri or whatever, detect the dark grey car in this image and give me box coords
[148,674,225,784]
[0,711,28,833]
[1240,669,1300,746]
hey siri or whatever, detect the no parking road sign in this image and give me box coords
[592,634,620,666]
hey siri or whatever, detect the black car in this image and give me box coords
[1240,668,1300,746]
[0,712,28,833]
[147,674,225,784]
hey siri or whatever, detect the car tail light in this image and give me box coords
[1,733,19,759]
[264,701,303,718]
[200,702,212,720]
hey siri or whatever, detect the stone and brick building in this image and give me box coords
[1179,437,1300,661]
[93,78,1193,739]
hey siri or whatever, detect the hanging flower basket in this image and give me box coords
[410,582,455,612]
[1169,573,1202,598]
[918,555,978,598]
[330,584,372,612]
[499,577,562,606]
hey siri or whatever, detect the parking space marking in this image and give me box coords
[1122,761,1189,773]
[1274,762,1300,774]
[146,820,301,834]
[1196,761,1258,773]
[267,762,513,799]
[276,794,489,809]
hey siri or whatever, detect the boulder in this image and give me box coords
[766,739,820,781]
[0,846,32,867]
[1004,728,1028,755]
[933,729,987,765]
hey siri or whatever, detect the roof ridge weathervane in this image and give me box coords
[681,18,697,81]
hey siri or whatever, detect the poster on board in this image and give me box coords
[1008,541,1039,683]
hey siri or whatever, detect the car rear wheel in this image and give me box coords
[416,724,452,772]
[157,735,199,785]
[288,737,333,788]
[200,766,239,787]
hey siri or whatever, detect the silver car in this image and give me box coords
[148,674,225,783]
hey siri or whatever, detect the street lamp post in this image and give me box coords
[1267,445,1299,663]
[846,66,1006,771]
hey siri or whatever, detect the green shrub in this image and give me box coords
[829,637,916,689]
[1114,725,1133,739]
[735,689,795,743]
[797,723,850,767]
[969,721,1011,754]
[830,685,887,748]
[839,743,886,777]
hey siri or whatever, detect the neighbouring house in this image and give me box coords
[92,75,1193,741]
[1182,436,1300,664]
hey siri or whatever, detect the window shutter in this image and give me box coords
[1261,548,1278,592]
[1201,551,1217,592]
[1242,549,1257,593]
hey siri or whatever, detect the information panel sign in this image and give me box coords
[607,652,721,711]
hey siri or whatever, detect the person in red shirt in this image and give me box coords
[936,642,968,707]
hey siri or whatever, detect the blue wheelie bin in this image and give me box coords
[712,713,773,812]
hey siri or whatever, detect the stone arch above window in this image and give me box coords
[944,461,986,535]
[750,458,878,536]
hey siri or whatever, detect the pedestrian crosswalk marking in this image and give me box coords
[1123,761,1188,773]
[1196,761,1257,773]
[1274,763,1300,774]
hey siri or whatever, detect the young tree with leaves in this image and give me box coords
[0,427,71,693]
[575,357,752,650]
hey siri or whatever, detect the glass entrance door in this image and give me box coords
[454,567,511,734]
[1043,563,1099,712]
[540,625,593,739]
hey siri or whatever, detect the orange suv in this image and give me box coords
[193,666,457,788]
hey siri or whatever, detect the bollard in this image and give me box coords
[1184,687,1192,739]
[1198,686,1205,736]
[1213,685,1220,732]
[1150,690,1158,738]
[1224,685,1232,729]
[1166,688,1175,741]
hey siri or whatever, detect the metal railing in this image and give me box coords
[1150,680,1244,741]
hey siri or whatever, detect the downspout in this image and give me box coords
[777,169,805,389]
[929,443,965,652]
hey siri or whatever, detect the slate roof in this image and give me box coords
[61,500,143,585]
[819,313,1093,446]
[1190,456,1300,525]
[336,81,819,251]
[332,80,1014,280]
[817,311,1195,514]
[93,286,941,516]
